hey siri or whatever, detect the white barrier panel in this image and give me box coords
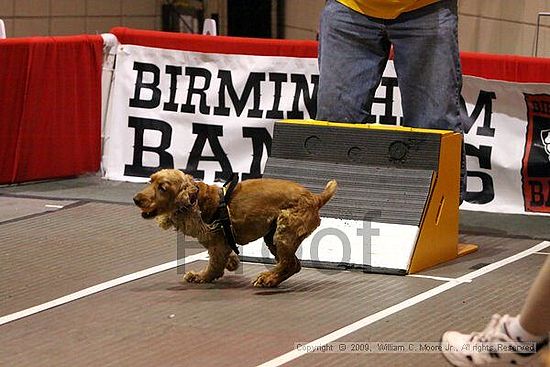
[459,77,550,216]
[102,44,320,183]
[240,218,419,273]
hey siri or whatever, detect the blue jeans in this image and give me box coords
[317,0,466,201]
[317,0,463,132]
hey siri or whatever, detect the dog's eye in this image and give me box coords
[158,184,167,193]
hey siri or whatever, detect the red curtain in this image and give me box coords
[460,51,550,84]
[0,35,103,184]
[110,27,319,58]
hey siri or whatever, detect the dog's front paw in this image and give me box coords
[182,271,207,284]
[253,271,280,288]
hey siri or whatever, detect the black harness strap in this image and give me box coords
[223,173,239,205]
[217,173,240,255]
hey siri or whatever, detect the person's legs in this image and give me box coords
[442,256,550,366]
[518,255,550,337]
[388,0,466,200]
[317,0,390,123]
[388,0,462,132]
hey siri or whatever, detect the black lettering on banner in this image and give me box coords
[180,67,212,114]
[163,65,182,112]
[527,181,548,207]
[465,144,495,204]
[365,77,400,125]
[532,100,550,114]
[185,123,232,181]
[214,70,265,117]
[129,62,161,109]
[522,94,550,213]
[266,73,287,119]
[460,91,496,136]
[241,127,272,180]
[287,74,318,119]
[525,177,550,209]
[124,116,174,177]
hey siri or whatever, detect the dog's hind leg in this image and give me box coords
[184,242,231,283]
[264,221,279,261]
[253,243,301,288]
[253,208,318,288]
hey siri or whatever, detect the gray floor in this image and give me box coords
[2,173,548,239]
[0,174,548,367]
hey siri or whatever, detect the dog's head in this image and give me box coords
[133,169,198,219]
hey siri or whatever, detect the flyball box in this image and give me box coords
[238,120,477,275]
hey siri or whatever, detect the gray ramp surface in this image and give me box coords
[264,157,433,226]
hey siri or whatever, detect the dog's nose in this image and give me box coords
[133,195,142,207]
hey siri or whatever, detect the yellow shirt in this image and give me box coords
[337,0,440,19]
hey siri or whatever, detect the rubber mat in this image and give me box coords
[0,202,204,315]
[0,261,440,367]
[293,254,547,367]
[0,196,76,223]
[420,234,543,278]
[1,190,547,367]
[0,175,143,204]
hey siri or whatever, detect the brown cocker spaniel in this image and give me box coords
[133,169,337,288]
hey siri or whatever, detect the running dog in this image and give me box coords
[133,169,337,288]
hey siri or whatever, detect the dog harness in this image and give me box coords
[214,173,240,255]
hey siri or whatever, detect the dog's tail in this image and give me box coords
[316,180,338,208]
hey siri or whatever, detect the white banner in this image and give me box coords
[103,44,550,215]
[102,44,319,183]
[460,77,550,215]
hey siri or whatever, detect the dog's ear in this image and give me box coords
[175,183,199,209]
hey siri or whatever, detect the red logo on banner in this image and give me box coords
[522,94,550,213]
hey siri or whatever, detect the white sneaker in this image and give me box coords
[441,314,548,366]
